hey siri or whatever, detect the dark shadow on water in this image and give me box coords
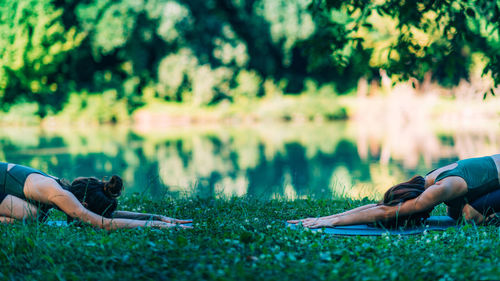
[246,143,287,198]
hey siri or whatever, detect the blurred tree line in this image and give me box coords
[0,0,498,119]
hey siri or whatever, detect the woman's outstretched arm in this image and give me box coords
[112,210,192,224]
[296,180,465,228]
[287,204,377,224]
[33,179,187,230]
[50,190,182,230]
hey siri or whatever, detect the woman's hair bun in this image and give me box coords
[103,175,123,198]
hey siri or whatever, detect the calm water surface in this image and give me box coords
[1,121,499,200]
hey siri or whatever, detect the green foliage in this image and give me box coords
[0,102,40,125]
[156,48,197,101]
[2,196,500,280]
[53,90,130,124]
[256,0,315,65]
[232,70,263,101]
[0,0,84,113]
[308,0,500,85]
[0,0,498,119]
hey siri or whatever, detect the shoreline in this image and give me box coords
[1,86,499,128]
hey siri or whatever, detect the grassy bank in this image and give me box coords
[1,196,500,280]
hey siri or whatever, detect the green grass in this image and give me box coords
[1,195,500,280]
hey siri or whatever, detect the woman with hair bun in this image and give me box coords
[0,162,191,230]
[289,154,500,228]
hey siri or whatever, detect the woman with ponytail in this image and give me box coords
[0,162,191,230]
[289,154,500,228]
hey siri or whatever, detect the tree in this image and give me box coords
[0,0,84,114]
[306,0,500,89]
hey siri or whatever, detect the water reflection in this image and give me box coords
[0,121,499,200]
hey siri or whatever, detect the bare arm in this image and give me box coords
[112,211,191,224]
[300,180,465,228]
[21,176,181,230]
[113,210,161,220]
[47,188,175,230]
[287,203,377,224]
[330,204,378,218]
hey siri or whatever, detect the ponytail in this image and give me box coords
[103,175,123,198]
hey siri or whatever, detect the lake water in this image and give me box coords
[1,121,499,200]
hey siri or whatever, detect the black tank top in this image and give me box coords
[433,156,500,208]
[0,162,56,220]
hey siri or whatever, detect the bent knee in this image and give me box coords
[0,195,38,220]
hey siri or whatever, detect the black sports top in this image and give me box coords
[0,162,55,220]
[433,156,500,208]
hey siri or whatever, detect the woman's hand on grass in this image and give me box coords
[159,216,192,224]
[149,220,193,229]
[288,217,316,224]
[301,218,335,228]
[287,217,335,228]
[288,217,325,225]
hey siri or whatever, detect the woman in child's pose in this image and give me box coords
[0,162,191,230]
[290,154,500,228]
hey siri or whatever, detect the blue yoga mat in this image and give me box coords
[287,216,457,236]
[45,220,193,227]
[46,220,68,227]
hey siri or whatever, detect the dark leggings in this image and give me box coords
[470,189,500,216]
